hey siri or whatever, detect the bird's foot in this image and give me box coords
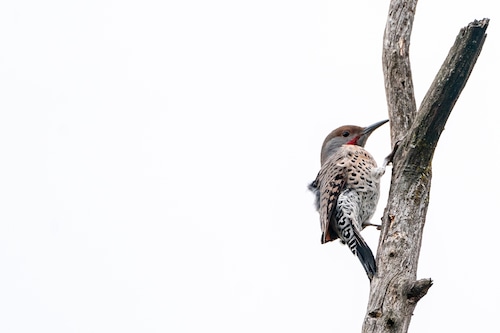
[383,140,401,167]
[364,222,382,230]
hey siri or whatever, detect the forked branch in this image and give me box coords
[362,13,489,333]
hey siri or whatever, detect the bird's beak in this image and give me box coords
[357,119,389,146]
[362,119,389,136]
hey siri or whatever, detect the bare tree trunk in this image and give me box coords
[361,1,489,332]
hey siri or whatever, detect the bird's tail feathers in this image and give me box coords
[351,232,376,281]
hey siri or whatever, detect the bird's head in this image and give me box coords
[320,119,388,165]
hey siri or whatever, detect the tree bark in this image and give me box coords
[382,0,418,144]
[361,3,489,332]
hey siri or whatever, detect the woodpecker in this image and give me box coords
[309,119,396,281]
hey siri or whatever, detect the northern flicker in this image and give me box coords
[309,119,396,281]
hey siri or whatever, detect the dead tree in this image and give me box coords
[361,1,489,332]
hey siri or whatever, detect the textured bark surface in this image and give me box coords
[361,5,489,333]
[382,0,418,145]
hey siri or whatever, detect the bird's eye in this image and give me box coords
[342,131,350,137]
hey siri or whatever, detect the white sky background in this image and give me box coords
[0,1,498,332]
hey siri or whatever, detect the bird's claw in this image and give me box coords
[384,140,401,166]
[364,222,382,230]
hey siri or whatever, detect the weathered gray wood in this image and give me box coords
[362,13,489,333]
[382,0,418,144]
